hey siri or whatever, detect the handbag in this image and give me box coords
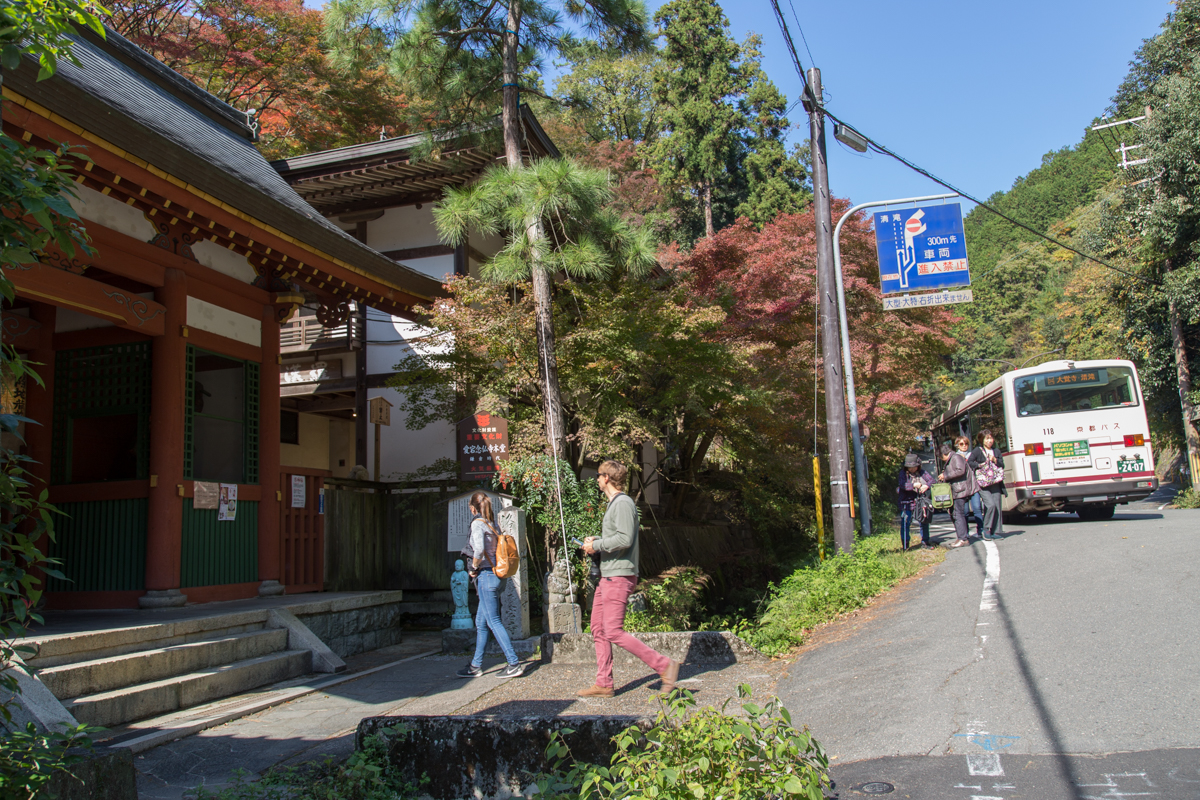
[974,449,1004,488]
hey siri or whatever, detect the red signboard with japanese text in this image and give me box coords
[457,414,510,482]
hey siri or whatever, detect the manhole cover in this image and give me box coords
[853,782,895,795]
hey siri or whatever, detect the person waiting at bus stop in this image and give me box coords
[938,437,978,548]
[897,453,934,549]
[969,429,1006,539]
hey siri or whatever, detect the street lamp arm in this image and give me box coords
[973,357,1017,370]
[831,192,958,540]
[1019,348,1063,369]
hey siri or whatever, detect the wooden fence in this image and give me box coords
[323,479,458,592]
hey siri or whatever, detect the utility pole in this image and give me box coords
[806,67,854,554]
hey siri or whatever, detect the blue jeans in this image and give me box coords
[969,493,984,535]
[899,505,930,549]
[473,569,517,667]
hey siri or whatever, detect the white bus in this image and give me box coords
[931,359,1157,521]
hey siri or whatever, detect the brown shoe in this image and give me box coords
[577,684,615,698]
[660,659,681,692]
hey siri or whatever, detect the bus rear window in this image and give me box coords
[1014,366,1138,416]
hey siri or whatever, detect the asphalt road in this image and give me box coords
[775,492,1200,800]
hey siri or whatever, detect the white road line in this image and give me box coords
[980,540,1000,611]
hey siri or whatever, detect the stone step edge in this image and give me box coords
[38,628,287,692]
[98,648,442,754]
[28,591,406,663]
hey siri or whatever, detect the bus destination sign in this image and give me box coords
[1041,369,1107,389]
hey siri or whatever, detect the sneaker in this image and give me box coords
[500,662,526,678]
[456,663,482,679]
[577,684,615,698]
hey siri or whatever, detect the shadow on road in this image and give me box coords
[970,544,1085,800]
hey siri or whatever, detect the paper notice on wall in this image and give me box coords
[291,475,306,508]
[218,483,238,521]
[194,481,220,510]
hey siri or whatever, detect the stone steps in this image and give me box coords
[64,649,311,728]
[38,628,289,700]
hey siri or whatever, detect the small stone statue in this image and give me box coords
[450,559,474,630]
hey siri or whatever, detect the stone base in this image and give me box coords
[357,714,652,800]
[542,630,766,665]
[258,580,285,597]
[545,602,583,634]
[441,628,540,657]
[138,589,187,609]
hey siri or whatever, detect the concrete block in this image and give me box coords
[267,608,346,673]
[0,658,79,733]
[138,589,186,609]
[442,630,539,657]
[498,508,530,642]
[542,631,766,666]
[356,714,652,800]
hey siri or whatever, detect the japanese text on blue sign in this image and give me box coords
[875,203,970,295]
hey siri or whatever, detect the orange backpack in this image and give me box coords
[486,523,520,579]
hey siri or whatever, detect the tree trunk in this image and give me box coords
[1169,297,1200,486]
[502,0,566,458]
[703,182,714,238]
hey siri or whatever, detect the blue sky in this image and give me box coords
[666,0,1170,210]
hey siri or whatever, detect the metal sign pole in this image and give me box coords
[833,192,959,538]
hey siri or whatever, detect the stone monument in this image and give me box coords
[544,557,583,634]
[497,507,530,642]
[449,559,473,630]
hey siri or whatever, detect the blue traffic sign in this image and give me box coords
[874,203,970,295]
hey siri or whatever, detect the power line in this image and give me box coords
[785,0,816,72]
[766,3,1155,286]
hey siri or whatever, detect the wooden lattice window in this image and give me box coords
[184,346,260,484]
[52,342,152,485]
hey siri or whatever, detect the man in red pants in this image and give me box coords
[579,459,680,697]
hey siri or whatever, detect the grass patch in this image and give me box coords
[1173,487,1200,508]
[741,532,943,657]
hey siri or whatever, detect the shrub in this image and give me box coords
[196,724,424,800]
[534,686,829,799]
[624,566,711,632]
[1172,487,1200,508]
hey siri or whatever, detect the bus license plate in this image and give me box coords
[1116,458,1145,474]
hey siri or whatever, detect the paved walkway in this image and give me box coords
[132,631,783,799]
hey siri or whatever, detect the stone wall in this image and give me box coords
[43,748,137,800]
[294,594,405,657]
[542,631,765,667]
[356,715,652,800]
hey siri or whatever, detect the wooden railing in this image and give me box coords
[279,314,364,353]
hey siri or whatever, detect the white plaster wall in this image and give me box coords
[70,185,156,242]
[187,296,262,346]
[400,255,454,281]
[329,418,355,477]
[191,239,258,284]
[280,412,330,470]
[366,386,455,479]
[366,205,442,252]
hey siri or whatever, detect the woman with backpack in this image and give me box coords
[968,429,1006,540]
[938,437,978,548]
[456,492,526,679]
[897,453,935,550]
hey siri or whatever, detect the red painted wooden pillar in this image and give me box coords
[142,268,187,608]
[258,304,283,595]
[24,304,56,494]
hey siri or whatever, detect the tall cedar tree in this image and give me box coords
[324,0,648,459]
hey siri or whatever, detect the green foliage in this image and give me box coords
[535,686,829,799]
[742,534,929,656]
[196,724,424,800]
[553,38,662,145]
[0,138,93,271]
[496,454,605,545]
[1172,487,1200,508]
[0,723,98,800]
[0,0,105,80]
[624,566,710,632]
[434,158,657,283]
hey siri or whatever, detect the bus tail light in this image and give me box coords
[1024,443,1045,455]
[1123,434,1145,447]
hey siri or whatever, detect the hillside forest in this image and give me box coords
[96,0,1200,551]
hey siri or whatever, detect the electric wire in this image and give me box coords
[767,0,1154,286]
[785,0,816,73]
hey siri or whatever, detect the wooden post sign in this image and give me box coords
[457,413,510,482]
[369,396,392,481]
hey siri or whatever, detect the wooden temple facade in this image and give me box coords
[2,28,442,609]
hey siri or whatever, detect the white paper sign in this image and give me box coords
[194,481,220,510]
[218,483,238,522]
[291,475,306,508]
